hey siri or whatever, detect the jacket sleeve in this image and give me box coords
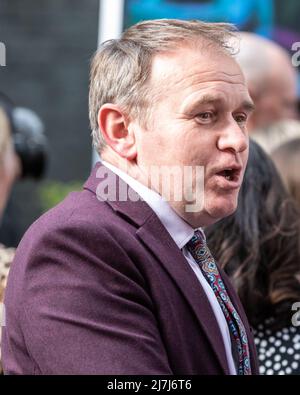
[7,220,173,375]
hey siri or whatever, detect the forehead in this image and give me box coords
[149,45,250,106]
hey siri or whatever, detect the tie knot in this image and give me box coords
[186,230,214,268]
[187,229,205,249]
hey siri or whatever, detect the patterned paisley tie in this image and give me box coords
[186,230,251,375]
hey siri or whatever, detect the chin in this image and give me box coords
[205,197,238,224]
[170,194,238,228]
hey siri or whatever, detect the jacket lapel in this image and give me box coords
[136,214,230,374]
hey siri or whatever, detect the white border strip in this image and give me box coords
[93,0,125,165]
[98,0,124,46]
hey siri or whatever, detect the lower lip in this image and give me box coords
[213,174,242,190]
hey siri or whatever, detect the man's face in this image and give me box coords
[133,44,253,227]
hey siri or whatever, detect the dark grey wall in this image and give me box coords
[0,0,99,246]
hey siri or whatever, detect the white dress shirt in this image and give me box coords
[101,160,237,374]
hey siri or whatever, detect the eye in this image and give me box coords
[195,111,216,124]
[234,113,248,126]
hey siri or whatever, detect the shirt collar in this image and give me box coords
[101,160,204,249]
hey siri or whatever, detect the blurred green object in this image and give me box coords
[38,180,82,212]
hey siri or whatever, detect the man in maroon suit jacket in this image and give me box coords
[2,19,259,374]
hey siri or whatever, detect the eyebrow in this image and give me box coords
[240,100,256,112]
[189,94,255,112]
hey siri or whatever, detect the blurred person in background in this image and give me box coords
[206,140,300,375]
[236,32,298,132]
[0,104,20,374]
[272,137,300,209]
[0,106,20,219]
[0,93,47,182]
[0,92,48,374]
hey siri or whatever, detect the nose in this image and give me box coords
[217,118,248,154]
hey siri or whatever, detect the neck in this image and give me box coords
[101,148,150,189]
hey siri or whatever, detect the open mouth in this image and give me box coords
[217,168,240,182]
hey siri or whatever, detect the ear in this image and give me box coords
[98,104,137,160]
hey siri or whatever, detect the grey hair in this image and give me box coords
[89,19,238,154]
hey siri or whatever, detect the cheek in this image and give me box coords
[182,135,215,167]
[136,129,164,161]
[242,150,249,169]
